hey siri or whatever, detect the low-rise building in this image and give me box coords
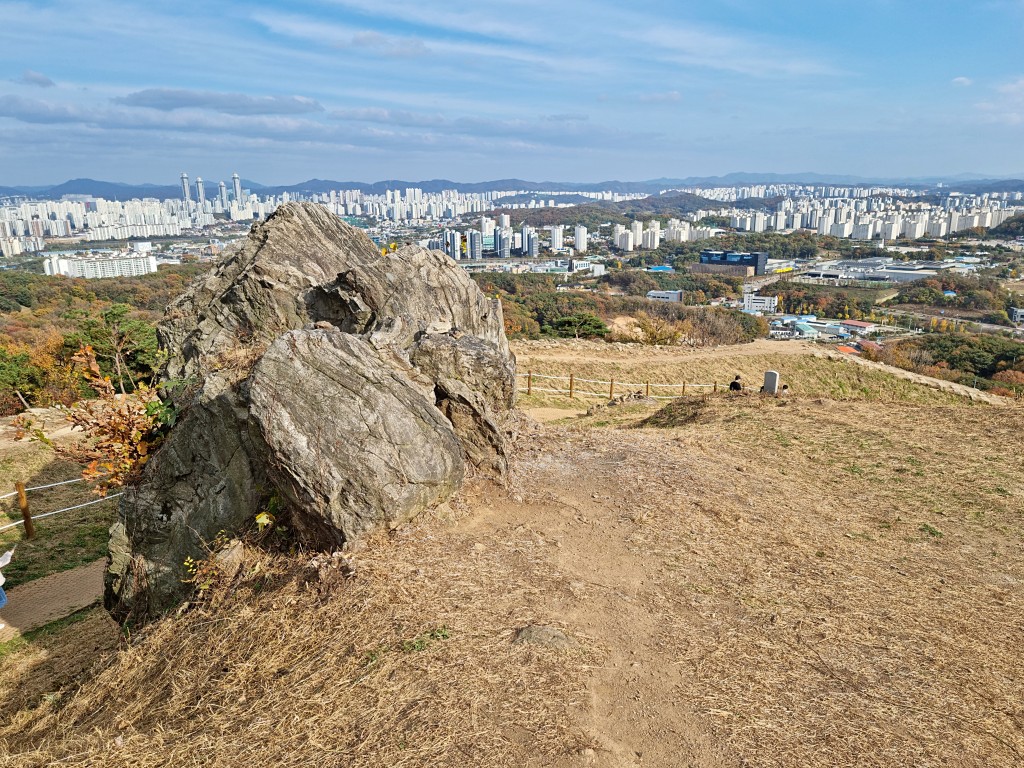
[699,249,769,275]
[840,319,877,335]
[647,290,684,303]
[43,250,158,279]
[742,293,778,314]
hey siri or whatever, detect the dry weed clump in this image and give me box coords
[0,519,590,768]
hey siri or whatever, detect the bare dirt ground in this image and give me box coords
[1,343,1021,767]
[0,560,105,642]
[0,408,82,452]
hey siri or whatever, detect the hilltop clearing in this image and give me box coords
[511,338,1010,405]
[1,340,1022,767]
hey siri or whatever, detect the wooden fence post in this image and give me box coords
[568,373,575,399]
[527,370,533,395]
[645,381,650,397]
[682,382,687,395]
[15,481,34,539]
[714,381,718,393]
[609,377,615,400]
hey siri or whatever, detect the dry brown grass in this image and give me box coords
[511,338,984,408]
[0,506,591,767]
[1,341,1022,767]
[537,396,1024,766]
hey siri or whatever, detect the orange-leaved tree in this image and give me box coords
[15,345,176,494]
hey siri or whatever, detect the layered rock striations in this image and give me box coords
[106,203,515,620]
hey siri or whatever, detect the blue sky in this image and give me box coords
[1,0,1023,185]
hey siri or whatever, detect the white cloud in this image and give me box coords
[951,76,973,87]
[115,89,324,115]
[0,94,651,156]
[17,70,55,88]
[972,78,1024,124]
[996,76,1024,96]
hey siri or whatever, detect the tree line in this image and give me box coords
[0,265,206,415]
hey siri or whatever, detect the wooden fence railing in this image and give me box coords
[517,371,730,400]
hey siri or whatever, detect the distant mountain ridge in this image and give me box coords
[2,174,1023,201]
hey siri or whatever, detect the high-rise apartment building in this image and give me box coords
[466,229,483,260]
[180,173,191,205]
[525,229,539,257]
[495,228,512,258]
[219,181,228,208]
[444,229,461,260]
[232,173,243,202]
[574,225,587,253]
[44,251,158,279]
[549,225,564,250]
[195,177,206,207]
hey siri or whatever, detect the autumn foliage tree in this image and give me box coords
[15,346,175,493]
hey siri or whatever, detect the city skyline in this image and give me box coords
[2,1,1024,184]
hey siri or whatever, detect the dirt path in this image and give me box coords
[0,408,82,452]
[0,560,105,641]
[460,431,741,767]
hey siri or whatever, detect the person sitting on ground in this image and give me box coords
[0,547,13,629]
[729,374,743,392]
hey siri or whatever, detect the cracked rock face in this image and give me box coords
[106,203,515,620]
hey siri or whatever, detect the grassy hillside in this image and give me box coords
[1,343,1021,767]
[0,434,116,583]
[510,338,979,405]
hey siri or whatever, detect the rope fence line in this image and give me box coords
[25,477,86,493]
[0,476,86,500]
[524,385,695,401]
[517,369,729,400]
[0,493,122,534]
[2,474,117,539]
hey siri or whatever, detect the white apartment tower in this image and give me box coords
[180,173,191,205]
[195,177,206,207]
[574,225,588,253]
[444,229,461,260]
[549,225,564,250]
[232,173,243,202]
[630,220,643,243]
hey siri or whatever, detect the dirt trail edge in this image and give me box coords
[0,560,105,642]
[462,426,740,768]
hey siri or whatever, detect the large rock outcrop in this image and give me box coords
[106,203,515,620]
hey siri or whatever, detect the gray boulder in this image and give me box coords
[107,370,266,617]
[410,333,515,476]
[161,202,382,382]
[106,203,515,621]
[248,329,465,546]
